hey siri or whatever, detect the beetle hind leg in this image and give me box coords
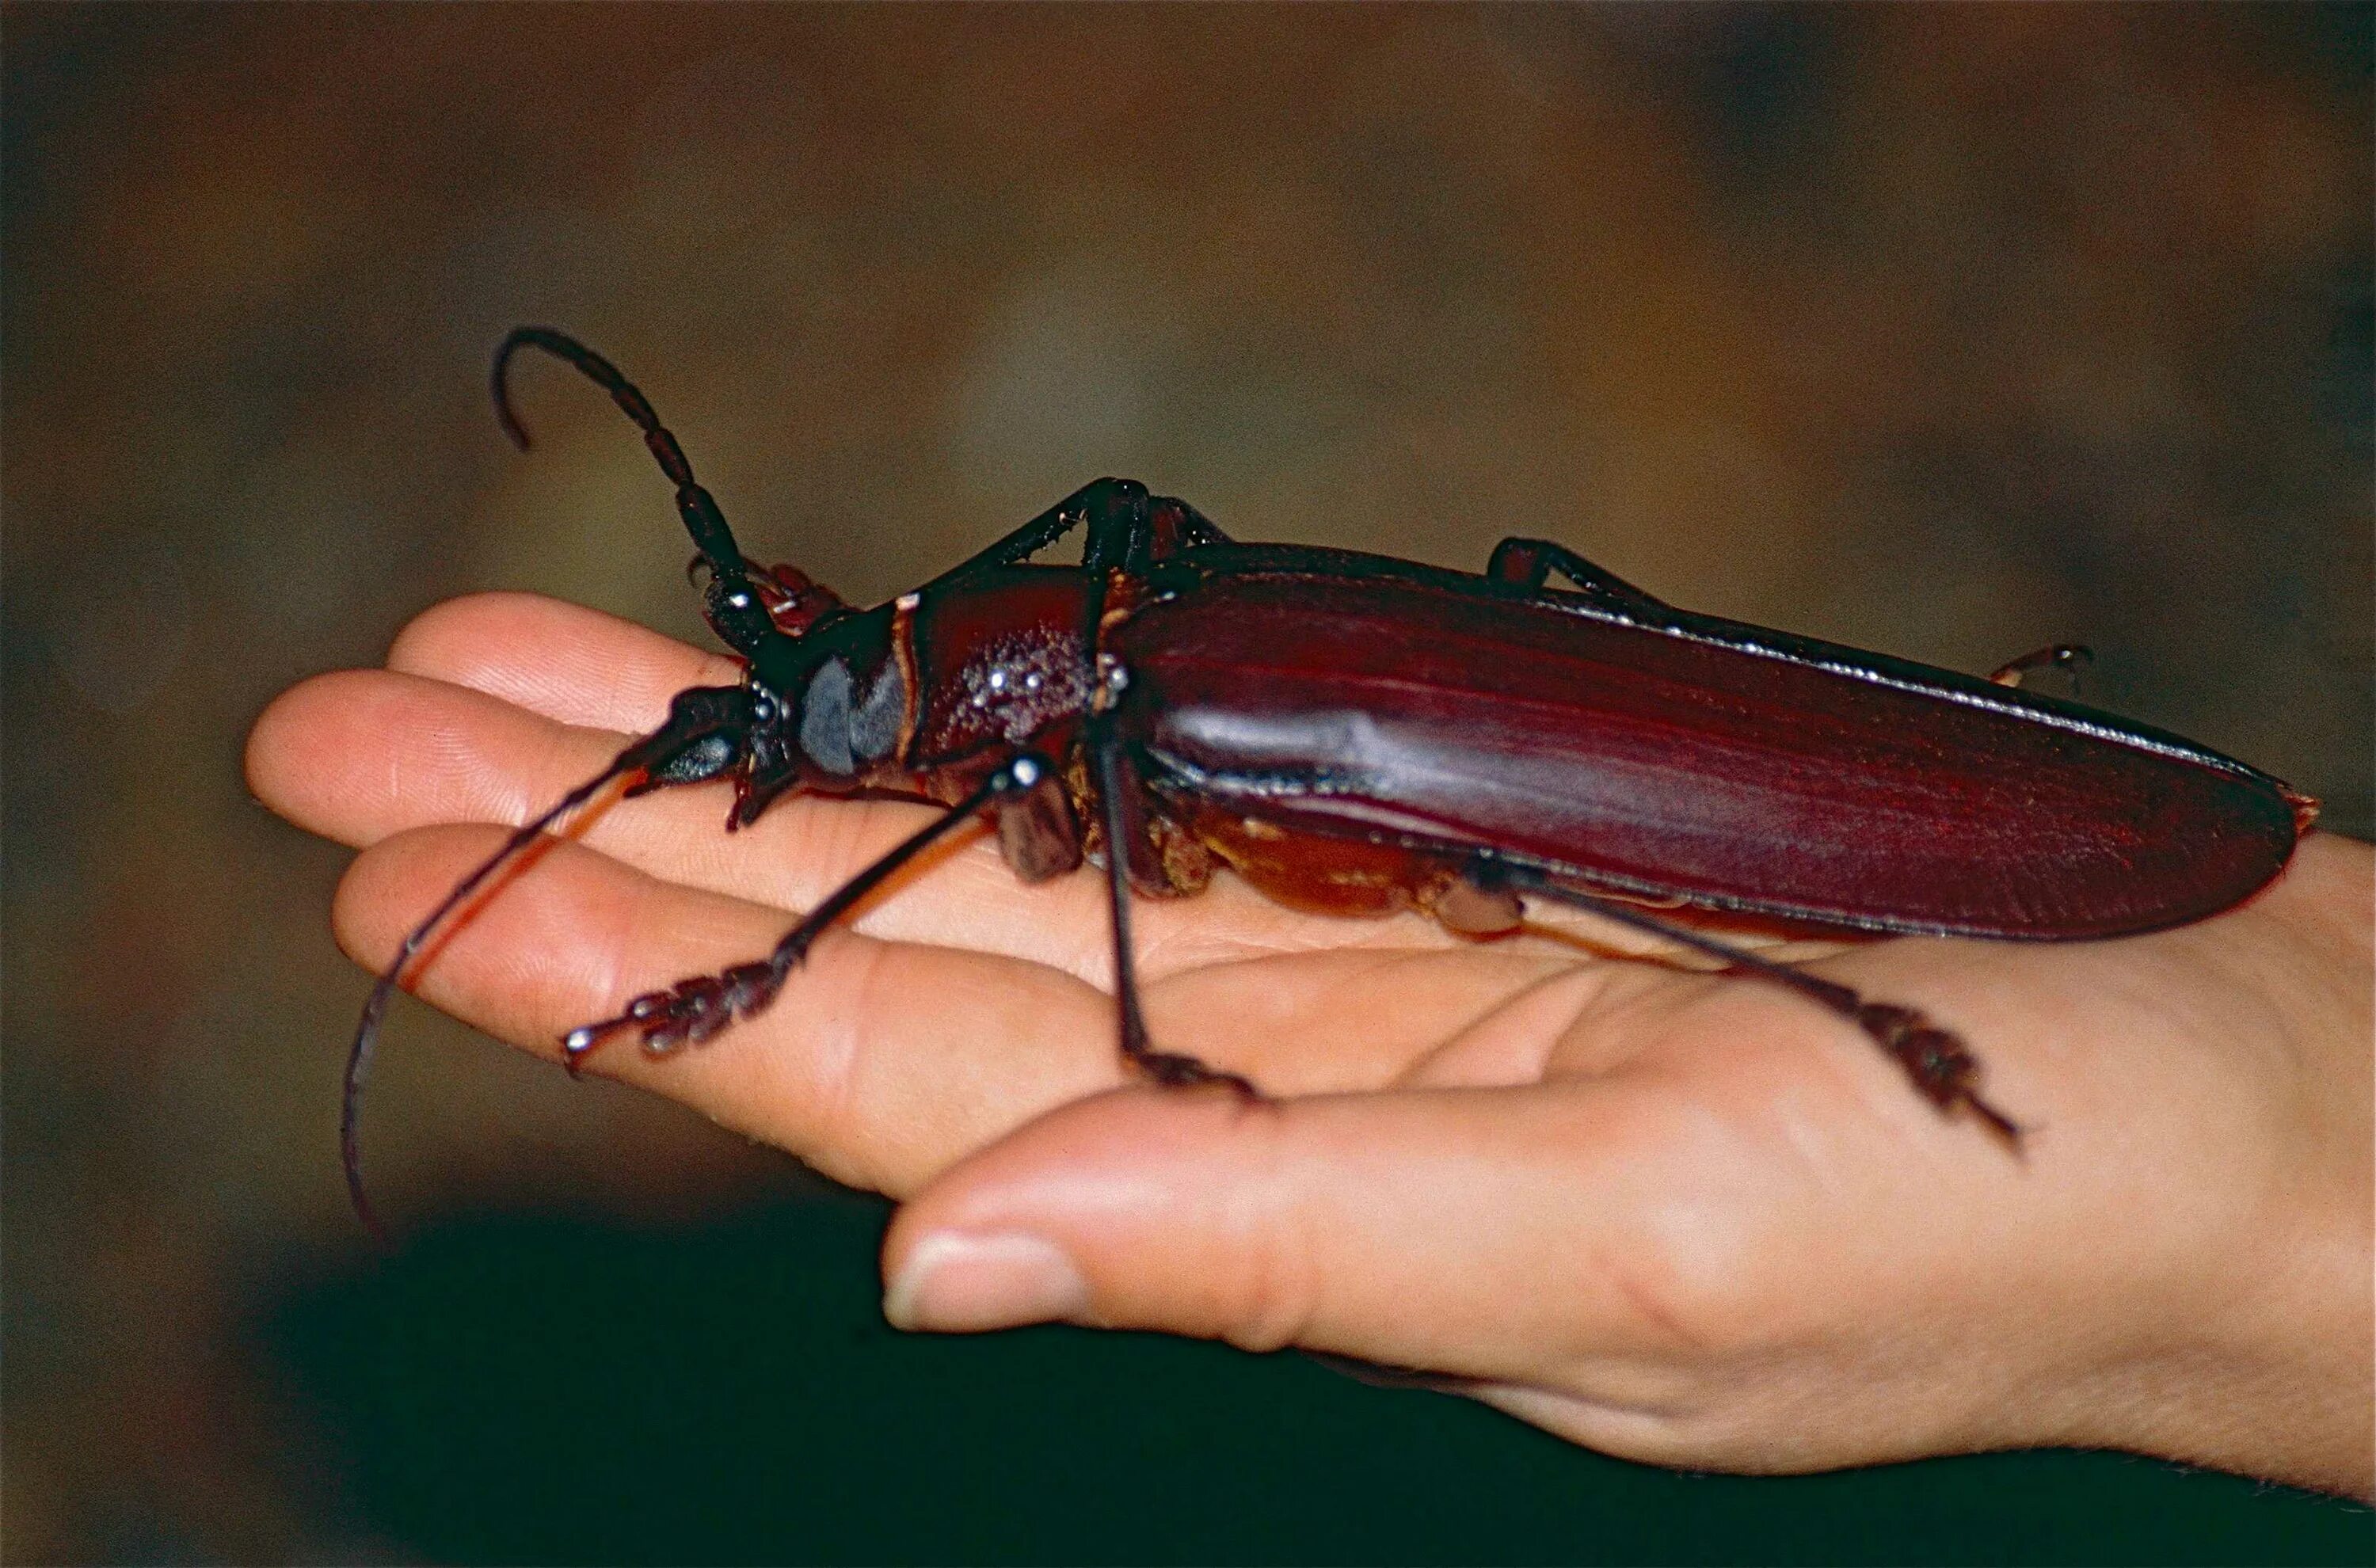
[1486,538,1673,621]
[1090,720,1258,1097]
[1477,866,2023,1148]
[1845,1001,2023,1144]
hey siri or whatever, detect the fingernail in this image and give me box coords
[883,1231,1091,1333]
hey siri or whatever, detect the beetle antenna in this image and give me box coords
[343,761,636,1243]
[344,683,756,1241]
[491,328,782,657]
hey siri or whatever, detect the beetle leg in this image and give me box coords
[1431,876,1526,935]
[1476,866,2024,1148]
[1989,643,2092,694]
[1485,538,1673,622]
[558,753,1056,1070]
[994,759,1083,883]
[1090,717,1257,1094]
[1148,494,1236,555]
[911,477,1157,593]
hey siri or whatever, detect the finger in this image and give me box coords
[254,667,1151,979]
[1136,947,1594,1094]
[335,823,1124,1197]
[251,664,953,895]
[253,667,1453,980]
[360,596,1813,969]
[385,592,741,733]
[880,1078,1761,1388]
[250,668,629,850]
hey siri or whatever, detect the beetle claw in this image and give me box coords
[1963,1092,2027,1151]
[559,1021,613,1075]
[1851,1001,2025,1148]
[1134,1049,1259,1098]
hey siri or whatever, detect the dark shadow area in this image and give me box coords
[254,1193,2370,1566]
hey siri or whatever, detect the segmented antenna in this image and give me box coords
[491,327,778,657]
[343,759,643,1241]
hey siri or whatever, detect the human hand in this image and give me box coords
[247,592,2374,1499]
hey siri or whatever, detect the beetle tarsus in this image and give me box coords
[1989,642,2092,692]
[1850,1001,2027,1148]
[561,958,795,1071]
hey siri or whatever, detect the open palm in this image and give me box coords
[248,591,2372,1496]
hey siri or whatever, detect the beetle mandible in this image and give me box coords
[342,326,2317,1235]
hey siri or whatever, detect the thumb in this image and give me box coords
[881,1079,1685,1378]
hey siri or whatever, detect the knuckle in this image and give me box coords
[1588,1201,1809,1363]
[1212,1100,1327,1354]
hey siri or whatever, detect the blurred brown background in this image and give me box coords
[5,6,2369,1563]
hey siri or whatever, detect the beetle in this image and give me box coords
[342,326,2317,1235]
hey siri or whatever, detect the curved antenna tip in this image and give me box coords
[338,744,645,1245]
[491,329,549,452]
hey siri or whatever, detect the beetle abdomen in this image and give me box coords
[1113,572,2305,939]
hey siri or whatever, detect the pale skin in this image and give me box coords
[246,591,2375,1500]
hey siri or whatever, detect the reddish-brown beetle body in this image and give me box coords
[1106,554,2311,938]
[339,329,2316,1234]
[863,549,2307,936]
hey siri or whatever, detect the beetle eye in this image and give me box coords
[798,657,857,774]
[849,660,905,763]
[797,656,904,774]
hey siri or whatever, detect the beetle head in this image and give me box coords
[687,550,906,825]
[731,603,908,824]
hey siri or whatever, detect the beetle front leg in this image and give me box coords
[923,477,1223,600]
[343,682,757,1239]
[919,477,1159,593]
[559,755,1057,1071]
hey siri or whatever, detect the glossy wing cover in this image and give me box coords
[1110,551,2309,939]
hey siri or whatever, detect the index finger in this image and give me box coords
[386,591,741,733]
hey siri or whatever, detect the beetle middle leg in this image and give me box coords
[1475,864,2022,1146]
[1486,537,1673,622]
[1088,714,1256,1094]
